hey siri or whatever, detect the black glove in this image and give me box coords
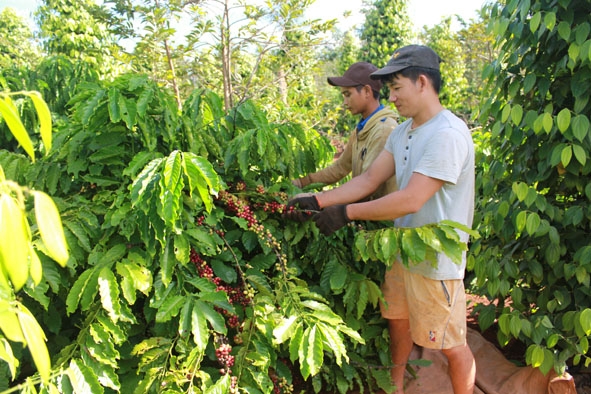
[284,195,320,222]
[312,204,350,235]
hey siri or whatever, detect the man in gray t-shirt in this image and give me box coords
[385,108,474,280]
[287,45,476,394]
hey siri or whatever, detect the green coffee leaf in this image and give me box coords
[119,96,137,129]
[136,88,153,118]
[196,300,227,334]
[366,279,382,307]
[66,269,93,314]
[274,315,299,344]
[191,303,209,352]
[67,359,102,394]
[161,239,176,287]
[161,151,184,228]
[98,266,122,322]
[80,350,120,390]
[318,322,347,365]
[289,323,303,363]
[401,230,426,265]
[64,219,91,253]
[183,153,220,212]
[356,280,368,319]
[116,260,152,304]
[156,295,185,323]
[329,263,347,291]
[87,323,118,367]
[307,325,323,377]
[205,375,231,394]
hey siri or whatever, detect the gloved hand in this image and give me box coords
[291,178,303,188]
[312,204,350,235]
[284,194,320,222]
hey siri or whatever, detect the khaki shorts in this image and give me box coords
[380,261,467,349]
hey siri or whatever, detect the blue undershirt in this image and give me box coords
[357,104,385,133]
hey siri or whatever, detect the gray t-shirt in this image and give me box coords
[385,109,475,280]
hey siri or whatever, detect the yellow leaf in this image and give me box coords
[27,92,52,154]
[0,194,31,291]
[18,305,51,383]
[0,303,26,343]
[34,191,69,267]
[29,246,43,285]
[0,97,35,162]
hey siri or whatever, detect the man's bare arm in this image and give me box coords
[346,172,445,221]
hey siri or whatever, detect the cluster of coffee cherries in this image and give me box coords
[229,376,239,393]
[216,188,288,274]
[269,371,294,394]
[189,248,250,330]
[215,342,235,375]
[217,190,258,228]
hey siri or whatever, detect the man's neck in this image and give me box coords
[411,101,444,129]
[361,100,381,120]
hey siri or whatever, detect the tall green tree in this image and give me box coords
[456,5,498,120]
[359,0,413,68]
[420,17,469,118]
[473,0,591,375]
[316,28,363,136]
[0,8,41,69]
[35,0,121,75]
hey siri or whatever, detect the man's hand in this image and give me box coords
[284,194,320,222]
[312,205,350,235]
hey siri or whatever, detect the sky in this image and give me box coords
[307,0,486,32]
[3,0,486,31]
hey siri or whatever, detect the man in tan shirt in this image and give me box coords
[292,62,398,200]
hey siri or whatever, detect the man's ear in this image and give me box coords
[418,74,431,91]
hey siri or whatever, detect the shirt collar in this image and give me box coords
[357,104,384,133]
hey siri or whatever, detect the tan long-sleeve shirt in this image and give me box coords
[298,106,398,200]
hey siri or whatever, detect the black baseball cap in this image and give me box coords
[327,62,383,93]
[370,45,442,79]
